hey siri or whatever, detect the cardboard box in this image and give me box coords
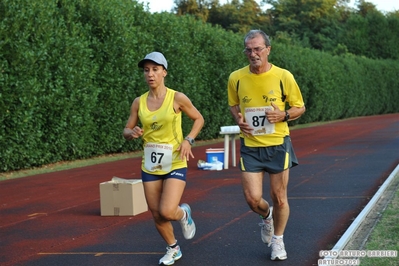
[100,177,148,216]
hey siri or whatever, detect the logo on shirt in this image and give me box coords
[150,122,163,131]
[242,96,252,104]
[263,95,277,103]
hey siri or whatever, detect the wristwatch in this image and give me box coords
[184,137,195,145]
[283,111,290,122]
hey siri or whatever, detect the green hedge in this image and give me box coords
[0,0,398,172]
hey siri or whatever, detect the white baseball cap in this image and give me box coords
[138,51,168,70]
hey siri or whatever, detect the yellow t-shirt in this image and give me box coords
[139,88,186,174]
[227,64,304,147]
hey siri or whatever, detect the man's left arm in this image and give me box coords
[282,71,306,122]
[266,103,305,123]
[285,106,306,121]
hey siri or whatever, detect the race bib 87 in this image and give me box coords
[244,106,275,135]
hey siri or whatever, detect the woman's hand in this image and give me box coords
[123,126,143,140]
[177,140,194,161]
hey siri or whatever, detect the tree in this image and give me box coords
[385,12,399,59]
[173,0,398,59]
[355,0,377,17]
[339,13,369,55]
[264,0,348,50]
[207,0,269,33]
[173,0,212,21]
[341,2,398,59]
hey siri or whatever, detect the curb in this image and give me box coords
[319,163,399,265]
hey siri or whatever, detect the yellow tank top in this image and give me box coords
[139,88,186,174]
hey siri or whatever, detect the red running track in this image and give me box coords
[0,114,398,266]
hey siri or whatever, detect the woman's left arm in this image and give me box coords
[174,92,204,160]
[175,92,204,139]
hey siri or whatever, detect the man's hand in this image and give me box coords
[265,103,285,124]
[237,112,254,136]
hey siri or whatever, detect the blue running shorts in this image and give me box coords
[141,167,187,182]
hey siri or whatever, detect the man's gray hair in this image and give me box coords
[244,30,271,47]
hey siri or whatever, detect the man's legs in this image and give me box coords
[269,168,290,235]
[268,168,290,260]
[241,171,275,246]
[241,171,271,218]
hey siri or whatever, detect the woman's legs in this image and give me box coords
[143,178,186,245]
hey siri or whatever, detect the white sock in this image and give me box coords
[263,208,272,220]
[272,235,283,240]
[169,241,178,249]
[266,208,273,219]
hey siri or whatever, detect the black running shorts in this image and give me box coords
[239,136,298,174]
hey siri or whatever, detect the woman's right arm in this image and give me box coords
[123,97,143,140]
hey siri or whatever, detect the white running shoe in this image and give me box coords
[270,238,287,261]
[259,206,274,246]
[159,245,182,265]
[179,203,196,239]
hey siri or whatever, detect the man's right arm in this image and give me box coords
[229,105,241,124]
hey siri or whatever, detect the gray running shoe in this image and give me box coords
[159,245,182,265]
[259,206,274,246]
[179,203,196,239]
[270,238,287,261]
